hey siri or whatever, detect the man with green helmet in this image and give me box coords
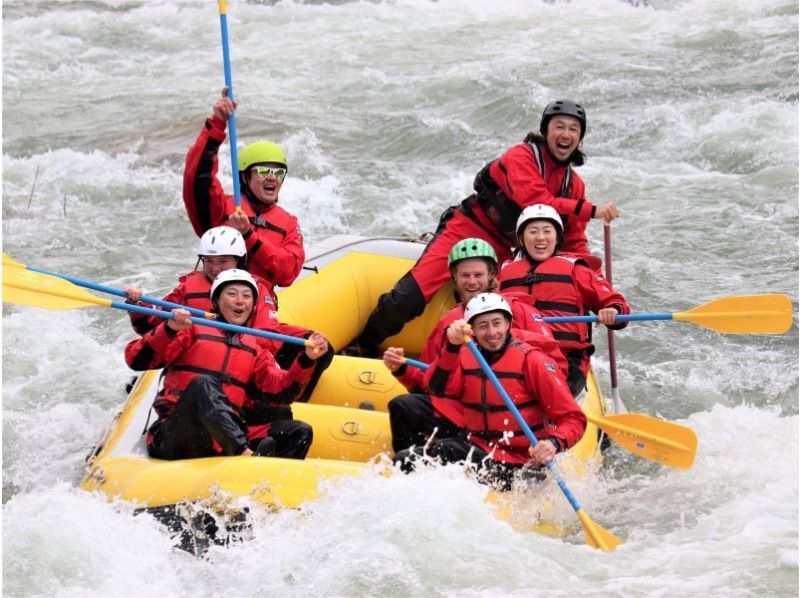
[183,88,305,290]
[383,238,567,457]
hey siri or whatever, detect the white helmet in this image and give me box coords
[210,269,259,302]
[198,226,246,258]
[515,204,563,242]
[464,292,512,324]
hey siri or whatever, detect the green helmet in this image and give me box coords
[238,141,287,172]
[447,238,498,269]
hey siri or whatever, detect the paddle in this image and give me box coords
[585,413,696,469]
[2,260,311,348]
[542,294,793,334]
[604,223,625,414]
[218,0,242,208]
[3,253,215,320]
[402,357,696,469]
[463,338,622,551]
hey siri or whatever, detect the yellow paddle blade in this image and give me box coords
[588,413,697,470]
[577,510,622,552]
[675,294,793,334]
[2,264,109,310]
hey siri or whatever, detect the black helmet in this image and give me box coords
[539,100,587,140]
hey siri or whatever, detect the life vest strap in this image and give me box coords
[194,333,257,354]
[534,300,581,314]
[249,215,288,237]
[463,398,539,413]
[462,368,524,380]
[170,365,249,388]
[471,424,544,440]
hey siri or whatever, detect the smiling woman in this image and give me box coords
[209,268,259,326]
[123,266,329,463]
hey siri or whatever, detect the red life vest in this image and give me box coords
[421,303,567,425]
[176,270,216,310]
[155,324,259,418]
[474,140,574,242]
[422,306,466,425]
[239,201,303,286]
[499,256,592,352]
[461,339,555,463]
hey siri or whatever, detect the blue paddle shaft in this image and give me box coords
[544,313,674,324]
[404,357,429,371]
[219,11,242,208]
[110,300,307,347]
[464,339,584,513]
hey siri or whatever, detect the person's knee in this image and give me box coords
[297,421,313,443]
[180,375,226,412]
[388,394,412,418]
[183,375,221,397]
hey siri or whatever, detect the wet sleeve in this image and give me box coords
[396,320,447,391]
[124,323,192,371]
[574,265,630,330]
[252,346,314,404]
[183,116,234,236]
[490,144,594,221]
[525,351,587,449]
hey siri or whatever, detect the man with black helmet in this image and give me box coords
[183,89,305,290]
[343,100,617,358]
[473,99,618,256]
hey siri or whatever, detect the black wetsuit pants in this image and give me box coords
[388,393,465,453]
[148,375,249,460]
[393,437,541,492]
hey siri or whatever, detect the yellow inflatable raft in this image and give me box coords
[81,236,609,536]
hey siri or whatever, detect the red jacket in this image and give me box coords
[424,330,586,465]
[472,140,593,255]
[183,115,305,287]
[396,296,567,392]
[124,321,314,420]
[499,255,630,353]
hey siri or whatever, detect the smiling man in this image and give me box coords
[343,99,618,359]
[395,292,586,490]
[183,89,305,291]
